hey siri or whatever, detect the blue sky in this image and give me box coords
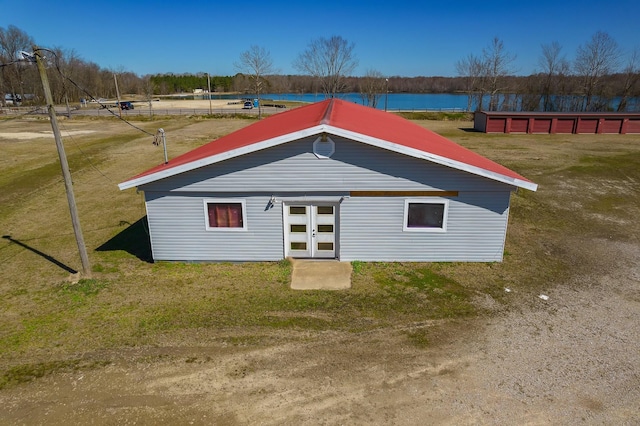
[2,0,638,77]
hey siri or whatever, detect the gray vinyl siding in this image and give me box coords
[145,192,284,261]
[338,192,511,262]
[141,137,510,194]
[140,136,516,262]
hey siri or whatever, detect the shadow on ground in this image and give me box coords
[2,235,78,273]
[96,217,152,262]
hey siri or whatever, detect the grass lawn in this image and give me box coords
[1,113,639,389]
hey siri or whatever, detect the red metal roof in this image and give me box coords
[119,99,537,191]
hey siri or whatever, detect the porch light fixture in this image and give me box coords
[265,195,277,210]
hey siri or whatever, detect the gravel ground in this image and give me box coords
[1,239,638,424]
[448,239,640,424]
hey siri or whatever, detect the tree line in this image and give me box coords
[1,25,639,112]
[456,34,639,112]
[0,25,146,106]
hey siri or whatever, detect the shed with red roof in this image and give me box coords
[119,99,536,262]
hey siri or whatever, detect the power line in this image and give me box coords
[0,54,44,121]
[0,105,47,122]
[10,47,155,137]
[58,120,115,184]
[3,48,164,152]
[0,59,27,67]
[60,73,155,136]
[2,48,161,192]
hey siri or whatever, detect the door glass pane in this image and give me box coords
[290,224,306,233]
[289,206,306,215]
[291,242,307,250]
[317,206,333,215]
[317,242,334,251]
[317,224,333,233]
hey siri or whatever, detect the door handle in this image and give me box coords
[312,229,316,237]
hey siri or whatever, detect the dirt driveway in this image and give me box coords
[1,238,638,425]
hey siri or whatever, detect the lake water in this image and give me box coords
[184,92,638,112]
[185,92,469,111]
[260,93,469,111]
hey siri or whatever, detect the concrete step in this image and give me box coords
[289,258,352,290]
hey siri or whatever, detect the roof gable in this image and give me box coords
[119,99,537,191]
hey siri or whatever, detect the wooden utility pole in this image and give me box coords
[113,73,122,117]
[207,73,212,115]
[33,45,91,276]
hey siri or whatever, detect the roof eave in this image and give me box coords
[118,121,538,192]
[118,124,329,190]
[323,125,538,191]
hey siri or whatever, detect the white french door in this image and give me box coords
[284,203,337,258]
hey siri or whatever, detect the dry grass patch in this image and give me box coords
[1,115,640,389]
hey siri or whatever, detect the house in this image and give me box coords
[118,99,537,262]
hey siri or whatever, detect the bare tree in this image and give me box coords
[358,69,385,108]
[574,31,621,111]
[455,53,485,111]
[554,60,575,112]
[518,74,543,111]
[538,41,569,111]
[0,25,35,105]
[143,75,155,117]
[616,48,639,112]
[482,37,517,111]
[293,35,358,98]
[47,47,77,115]
[235,45,275,119]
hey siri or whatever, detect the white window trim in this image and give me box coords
[203,198,248,232]
[403,198,449,233]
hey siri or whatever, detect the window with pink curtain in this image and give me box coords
[207,203,244,228]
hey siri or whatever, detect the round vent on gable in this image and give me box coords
[313,134,335,159]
